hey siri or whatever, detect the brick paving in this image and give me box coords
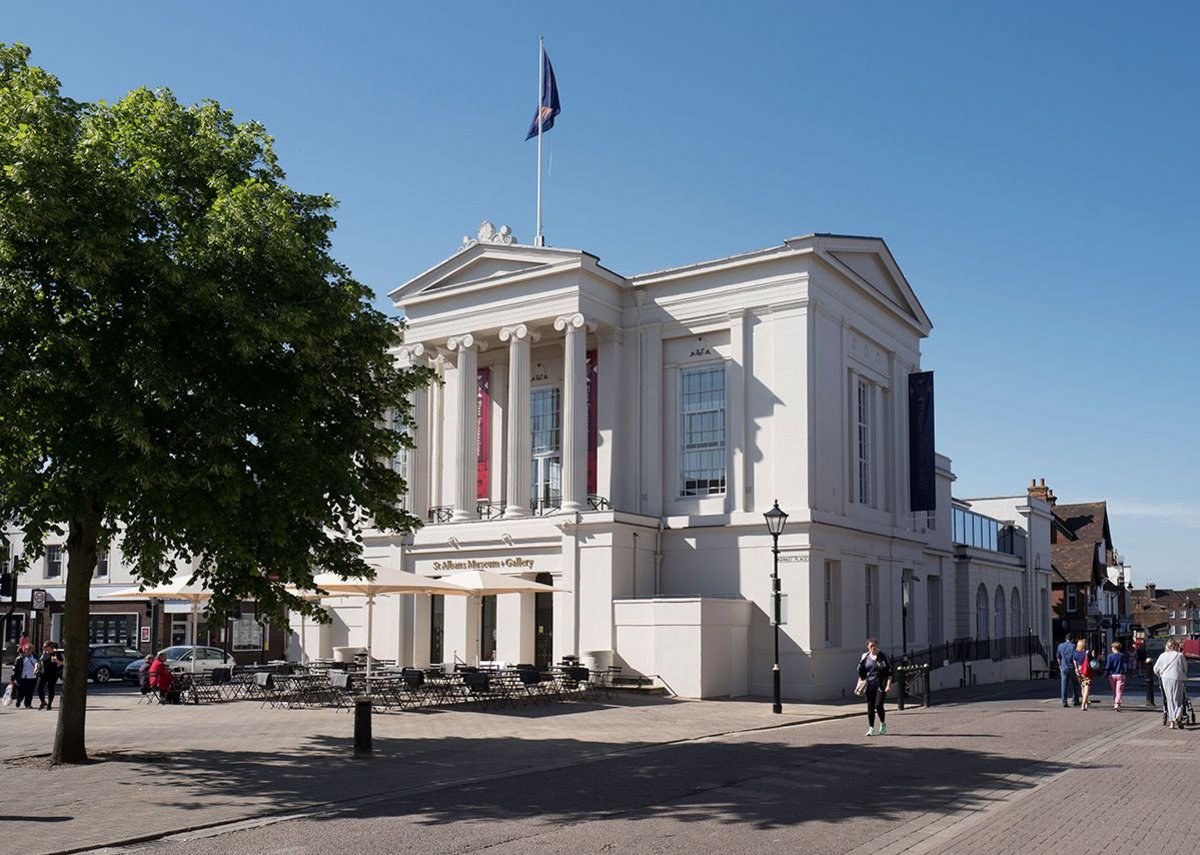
[2,674,1195,855]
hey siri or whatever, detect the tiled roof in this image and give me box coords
[1052,541,1099,584]
[1053,502,1109,547]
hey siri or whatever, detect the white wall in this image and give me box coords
[613,597,751,698]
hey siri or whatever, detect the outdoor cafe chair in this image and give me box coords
[459,670,500,710]
[327,670,360,710]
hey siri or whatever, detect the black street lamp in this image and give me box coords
[763,499,788,714]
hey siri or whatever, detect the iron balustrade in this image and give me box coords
[427,495,613,522]
[900,632,1048,672]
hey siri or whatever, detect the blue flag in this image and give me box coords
[525,49,561,140]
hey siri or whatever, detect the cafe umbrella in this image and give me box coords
[305,571,471,683]
[438,569,566,595]
[101,574,213,676]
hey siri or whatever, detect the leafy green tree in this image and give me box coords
[0,44,430,763]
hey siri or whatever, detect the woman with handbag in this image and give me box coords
[1074,640,1101,710]
[856,638,893,736]
[12,642,39,709]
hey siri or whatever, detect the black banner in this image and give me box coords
[908,371,936,512]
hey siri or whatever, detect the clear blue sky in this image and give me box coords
[7,2,1197,587]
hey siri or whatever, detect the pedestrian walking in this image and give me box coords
[1153,639,1188,728]
[856,637,893,736]
[36,641,61,710]
[1105,641,1127,711]
[12,643,39,709]
[1057,633,1081,707]
[1074,639,1096,710]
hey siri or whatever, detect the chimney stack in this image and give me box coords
[1028,478,1055,505]
[1145,582,1156,600]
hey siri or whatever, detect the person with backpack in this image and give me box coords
[1056,632,1081,707]
[856,637,893,736]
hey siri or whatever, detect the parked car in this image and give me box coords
[122,645,235,683]
[87,644,145,683]
[158,645,234,675]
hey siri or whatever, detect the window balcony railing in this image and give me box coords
[425,495,611,524]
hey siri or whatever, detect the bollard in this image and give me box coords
[1144,659,1155,707]
[354,697,373,758]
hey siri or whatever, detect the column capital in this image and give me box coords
[446,333,488,353]
[499,323,542,343]
[554,313,597,333]
[396,342,427,365]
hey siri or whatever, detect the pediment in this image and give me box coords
[830,251,914,317]
[389,242,585,304]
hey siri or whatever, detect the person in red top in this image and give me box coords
[148,651,177,703]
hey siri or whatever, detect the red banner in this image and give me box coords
[477,367,490,500]
[587,350,598,496]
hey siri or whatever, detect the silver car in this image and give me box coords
[158,645,235,675]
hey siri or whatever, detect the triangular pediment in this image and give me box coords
[389,242,586,303]
[830,251,916,319]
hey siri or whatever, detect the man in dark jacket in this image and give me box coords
[36,641,61,710]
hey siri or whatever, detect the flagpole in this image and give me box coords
[535,35,544,247]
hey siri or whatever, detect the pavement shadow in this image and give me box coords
[97,731,1077,832]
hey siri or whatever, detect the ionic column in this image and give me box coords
[554,313,595,513]
[447,334,487,522]
[428,354,447,511]
[396,343,428,516]
[500,324,540,518]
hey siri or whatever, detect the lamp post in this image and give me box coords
[763,499,788,715]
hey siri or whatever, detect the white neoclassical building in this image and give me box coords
[301,224,1051,700]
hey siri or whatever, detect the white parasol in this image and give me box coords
[101,574,212,675]
[306,570,471,683]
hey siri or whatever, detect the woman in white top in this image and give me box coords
[1153,639,1189,728]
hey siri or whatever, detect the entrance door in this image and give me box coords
[534,573,554,669]
[480,595,497,662]
[430,595,444,665]
[170,616,189,646]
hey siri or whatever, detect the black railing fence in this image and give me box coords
[901,633,1049,671]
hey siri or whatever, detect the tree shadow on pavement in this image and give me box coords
[97,732,1081,833]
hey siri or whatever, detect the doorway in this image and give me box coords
[430,595,444,665]
[535,573,554,669]
[480,595,497,662]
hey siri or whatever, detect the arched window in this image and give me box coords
[976,584,989,640]
[995,586,1007,637]
[1011,587,1023,639]
[994,586,1007,656]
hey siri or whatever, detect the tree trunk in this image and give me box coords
[52,492,102,764]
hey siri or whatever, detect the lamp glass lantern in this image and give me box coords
[763,501,788,537]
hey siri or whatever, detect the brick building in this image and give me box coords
[1041,484,1128,648]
